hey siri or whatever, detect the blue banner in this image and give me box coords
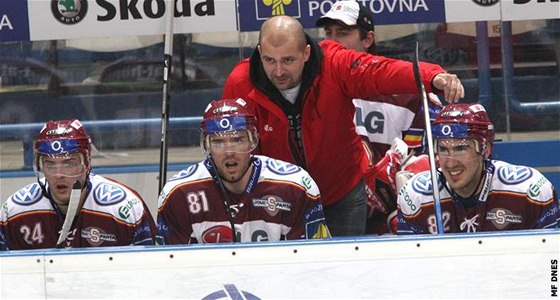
[237,0,446,32]
[0,0,30,41]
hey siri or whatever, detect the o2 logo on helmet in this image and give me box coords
[440,125,453,137]
[170,164,198,181]
[411,172,439,196]
[497,165,533,185]
[218,118,233,130]
[434,123,468,139]
[50,141,63,152]
[94,183,126,206]
[266,159,300,175]
[39,139,78,155]
[12,183,42,205]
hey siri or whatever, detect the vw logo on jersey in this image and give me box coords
[266,159,300,175]
[11,183,42,206]
[411,172,440,196]
[497,165,533,185]
[94,183,126,206]
[171,164,199,181]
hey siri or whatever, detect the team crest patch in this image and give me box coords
[12,183,42,206]
[81,227,117,246]
[266,159,300,175]
[486,208,522,229]
[411,172,440,196]
[170,164,199,181]
[497,165,532,185]
[94,183,126,206]
[252,195,291,216]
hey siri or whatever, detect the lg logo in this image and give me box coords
[514,0,558,3]
[355,107,384,134]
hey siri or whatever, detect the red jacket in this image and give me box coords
[223,39,445,206]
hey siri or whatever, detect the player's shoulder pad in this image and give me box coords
[260,156,302,176]
[90,176,147,222]
[9,182,43,206]
[169,163,201,182]
[258,156,319,197]
[408,170,443,196]
[398,171,437,216]
[492,160,555,203]
[494,160,534,185]
[162,162,209,193]
[300,172,320,198]
[91,175,129,206]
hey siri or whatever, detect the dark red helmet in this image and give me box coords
[432,103,495,157]
[34,119,92,169]
[200,98,258,154]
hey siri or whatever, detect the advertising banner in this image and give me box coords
[237,0,447,32]
[501,0,560,21]
[0,0,30,42]
[1,0,237,42]
[1,0,558,42]
[444,0,501,22]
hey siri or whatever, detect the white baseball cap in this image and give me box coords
[316,0,374,31]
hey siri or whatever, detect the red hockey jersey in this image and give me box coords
[0,174,156,250]
[397,160,559,234]
[156,156,330,244]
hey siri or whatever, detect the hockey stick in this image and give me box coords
[412,42,444,234]
[158,0,175,194]
[56,180,82,247]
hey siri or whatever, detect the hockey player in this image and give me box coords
[156,98,330,244]
[0,119,156,250]
[397,104,559,234]
[315,0,441,234]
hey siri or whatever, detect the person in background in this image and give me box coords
[222,15,464,236]
[316,0,443,234]
[397,104,559,233]
[0,119,156,250]
[156,98,330,244]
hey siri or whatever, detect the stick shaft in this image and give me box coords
[56,181,82,246]
[158,0,175,193]
[413,42,445,234]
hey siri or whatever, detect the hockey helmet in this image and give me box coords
[201,98,258,154]
[34,119,91,177]
[432,103,495,157]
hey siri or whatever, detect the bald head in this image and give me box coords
[259,16,307,50]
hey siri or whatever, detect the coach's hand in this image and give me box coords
[433,73,464,104]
